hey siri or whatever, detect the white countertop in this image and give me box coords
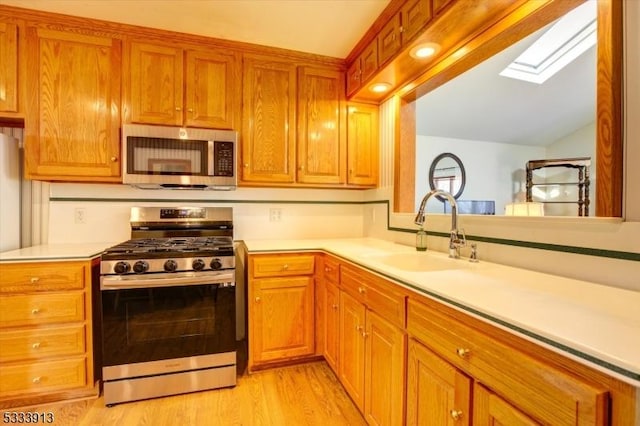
[0,242,116,262]
[243,237,640,387]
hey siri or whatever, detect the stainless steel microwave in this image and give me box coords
[122,124,237,190]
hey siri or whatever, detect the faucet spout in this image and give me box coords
[414,189,466,258]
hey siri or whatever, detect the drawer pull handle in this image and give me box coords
[31,308,40,315]
[450,409,463,421]
[30,277,40,283]
[282,264,289,270]
[32,342,41,349]
[358,287,366,294]
[32,377,42,384]
[456,348,470,358]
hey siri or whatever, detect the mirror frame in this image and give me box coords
[393,0,622,217]
[428,152,466,201]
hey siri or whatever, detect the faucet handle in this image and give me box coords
[457,228,467,247]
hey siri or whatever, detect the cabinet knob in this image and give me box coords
[356,325,363,332]
[456,348,470,358]
[32,342,41,349]
[32,377,42,384]
[111,156,118,162]
[175,106,182,111]
[244,163,249,167]
[450,409,463,421]
[30,277,40,283]
[332,304,338,310]
[358,287,366,294]
[255,296,261,302]
[187,108,194,113]
[31,308,40,315]
[282,264,289,270]
[361,331,368,338]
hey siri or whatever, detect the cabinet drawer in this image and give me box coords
[0,292,85,328]
[341,264,405,328]
[0,357,87,397]
[0,325,86,362]
[407,298,609,425]
[322,255,340,285]
[250,254,315,278]
[0,262,86,293]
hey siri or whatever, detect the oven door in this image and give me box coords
[101,274,236,368]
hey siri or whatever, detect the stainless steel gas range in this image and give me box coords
[99,207,237,406]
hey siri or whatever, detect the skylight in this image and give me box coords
[499,1,597,84]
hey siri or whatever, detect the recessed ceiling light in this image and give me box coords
[370,82,391,93]
[410,43,440,59]
[499,1,596,84]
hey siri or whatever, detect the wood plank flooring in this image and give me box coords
[17,362,366,426]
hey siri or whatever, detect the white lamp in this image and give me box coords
[504,202,545,216]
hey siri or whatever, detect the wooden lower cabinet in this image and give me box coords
[406,338,472,426]
[338,290,406,425]
[247,253,316,371]
[474,383,540,426]
[323,280,340,372]
[0,259,97,407]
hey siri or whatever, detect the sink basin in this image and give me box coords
[370,252,466,272]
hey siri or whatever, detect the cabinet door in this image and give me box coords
[185,50,239,129]
[346,59,361,97]
[401,0,433,44]
[241,56,296,183]
[338,290,366,411]
[0,22,18,112]
[378,15,401,65]
[250,276,315,364]
[360,40,379,83]
[323,281,340,372]
[347,103,379,186]
[406,339,472,426]
[474,383,541,426]
[129,42,183,125]
[364,310,406,426]
[297,67,346,185]
[25,28,121,181]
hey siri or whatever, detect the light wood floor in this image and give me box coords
[26,362,366,426]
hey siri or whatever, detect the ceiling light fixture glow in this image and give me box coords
[370,82,391,93]
[410,43,440,59]
[499,1,597,84]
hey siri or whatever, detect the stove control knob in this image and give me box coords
[164,259,178,272]
[133,260,149,274]
[192,259,206,271]
[210,258,223,270]
[114,261,130,275]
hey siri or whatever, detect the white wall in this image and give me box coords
[45,183,366,244]
[415,135,544,214]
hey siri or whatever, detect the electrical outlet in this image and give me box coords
[269,208,282,222]
[74,208,87,224]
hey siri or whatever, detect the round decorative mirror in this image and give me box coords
[428,153,466,201]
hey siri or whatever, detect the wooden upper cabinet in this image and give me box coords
[401,0,433,44]
[346,39,378,97]
[378,14,402,66]
[129,42,183,125]
[347,103,379,186]
[433,0,453,16]
[25,27,121,181]
[0,22,18,113]
[129,42,238,129]
[184,50,239,129]
[297,66,346,185]
[241,55,297,183]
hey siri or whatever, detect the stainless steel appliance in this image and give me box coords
[122,124,237,190]
[99,207,236,406]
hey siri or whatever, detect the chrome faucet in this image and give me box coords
[415,189,466,259]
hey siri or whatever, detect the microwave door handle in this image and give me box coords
[208,140,215,176]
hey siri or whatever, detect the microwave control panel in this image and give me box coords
[213,141,234,177]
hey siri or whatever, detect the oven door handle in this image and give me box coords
[101,273,235,290]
